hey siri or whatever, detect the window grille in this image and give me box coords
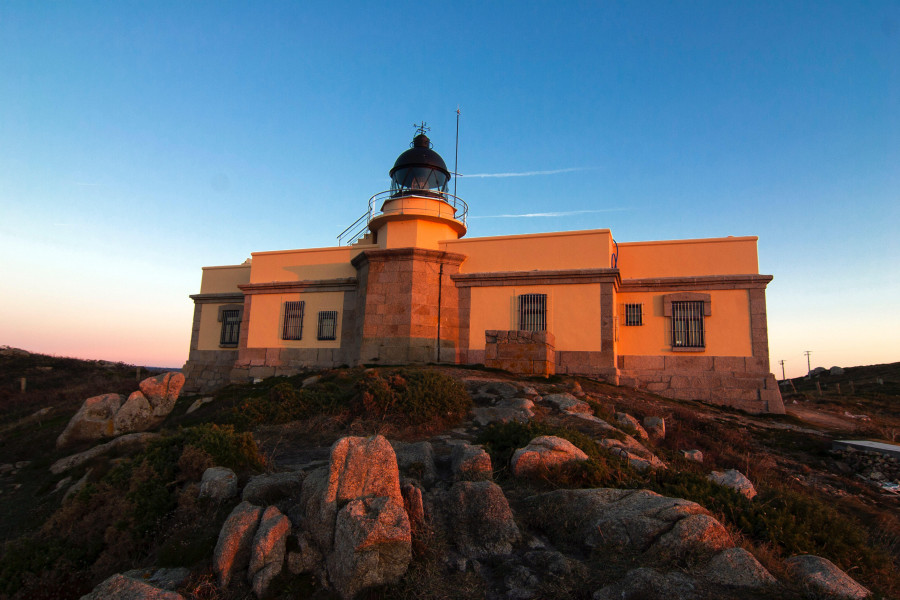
[624,303,643,326]
[317,310,338,341]
[671,301,704,348]
[220,309,241,346]
[518,293,547,332]
[282,301,305,340]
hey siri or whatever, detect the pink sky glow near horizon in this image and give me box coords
[1,2,897,378]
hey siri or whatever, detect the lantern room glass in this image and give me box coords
[390,166,449,196]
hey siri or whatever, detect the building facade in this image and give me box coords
[183,131,784,414]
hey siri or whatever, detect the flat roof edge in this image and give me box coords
[443,228,612,244]
[618,236,758,247]
[201,264,251,271]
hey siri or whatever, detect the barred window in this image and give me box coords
[317,310,338,341]
[671,301,704,348]
[219,309,241,347]
[518,293,547,332]
[282,301,305,340]
[624,303,643,326]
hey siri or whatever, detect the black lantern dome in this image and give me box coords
[389,132,451,196]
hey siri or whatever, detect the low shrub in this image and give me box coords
[0,424,265,598]
[355,369,471,428]
[646,471,893,577]
[229,368,470,432]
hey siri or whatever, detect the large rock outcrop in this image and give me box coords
[79,573,184,599]
[511,436,589,477]
[451,443,493,481]
[57,393,123,448]
[699,547,776,588]
[299,435,411,598]
[248,506,291,598]
[708,469,757,500]
[214,502,263,588]
[57,372,185,448]
[523,488,730,558]
[785,555,871,599]
[445,480,521,558]
[139,372,185,417]
[600,435,666,471]
[329,496,412,599]
[200,467,238,501]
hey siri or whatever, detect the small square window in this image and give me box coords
[624,303,643,326]
[317,310,338,341]
[282,301,305,340]
[518,293,547,332]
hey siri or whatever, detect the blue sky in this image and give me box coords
[1,1,897,376]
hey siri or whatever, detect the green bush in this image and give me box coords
[355,369,471,428]
[181,423,266,471]
[230,378,353,430]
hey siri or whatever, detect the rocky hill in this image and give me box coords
[0,347,897,599]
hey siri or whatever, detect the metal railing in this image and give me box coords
[337,190,468,246]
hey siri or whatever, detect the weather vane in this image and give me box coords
[413,121,430,136]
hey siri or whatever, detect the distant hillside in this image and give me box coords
[0,346,166,426]
[780,361,900,441]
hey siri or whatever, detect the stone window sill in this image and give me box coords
[671,346,705,352]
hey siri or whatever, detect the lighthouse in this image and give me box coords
[366,125,467,250]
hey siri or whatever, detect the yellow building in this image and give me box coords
[184,130,784,414]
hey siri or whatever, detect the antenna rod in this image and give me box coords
[454,106,460,198]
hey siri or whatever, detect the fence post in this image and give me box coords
[815,381,822,396]
[20,377,26,393]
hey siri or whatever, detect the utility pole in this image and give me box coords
[803,350,812,378]
[779,360,786,381]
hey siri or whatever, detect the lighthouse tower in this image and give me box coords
[367,126,467,249]
[350,126,467,365]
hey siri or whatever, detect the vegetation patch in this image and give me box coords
[645,470,893,579]
[227,368,471,432]
[0,424,264,599]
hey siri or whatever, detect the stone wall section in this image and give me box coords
[183,349,240,393]
[615,277,784,413]
[484,330,555,377]
[352,248,465,365]
[617,355,783,414]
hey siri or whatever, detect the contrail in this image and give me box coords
[461,167,588,178]
[470,208,629,219]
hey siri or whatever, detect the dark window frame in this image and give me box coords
[282,300,305,341]
[518,293,547,333]
[671,300,705,348]
[217,304,243,348]
[317,310,339,341]
[624,303,643,326]
[662,293,711,351]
